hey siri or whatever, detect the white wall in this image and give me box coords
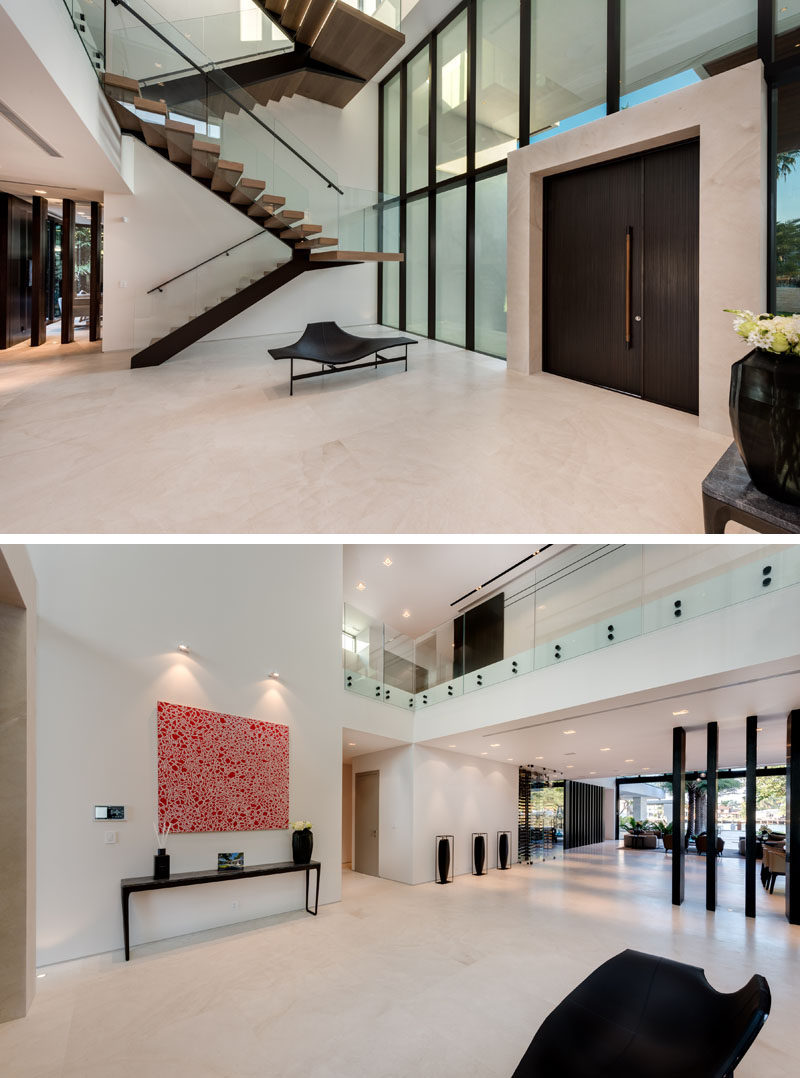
[28,544,410,966]
[352,746,414,883]
[350,744,518,886]
[412,746,517,883]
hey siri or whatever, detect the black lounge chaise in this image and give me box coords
[511,949,770,1078]
[268,321,417,395]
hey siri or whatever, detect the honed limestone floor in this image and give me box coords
[1,844,795,1077]
[0,328,734,534]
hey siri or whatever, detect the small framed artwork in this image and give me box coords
[218,852,244,870]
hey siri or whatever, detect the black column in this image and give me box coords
[61,198,75,344]
[89,201,102,342]
[745,715,758,918]
[787,709,800,924]
[706,721,718,912]
[606,0,621,115]
[672,726,686,906]
[0,193,10,349]
[31,196,47,346]
[518,0,531,148]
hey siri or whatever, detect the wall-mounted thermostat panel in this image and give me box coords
[94,805,125,820]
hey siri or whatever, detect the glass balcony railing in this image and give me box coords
[343,545,800,711]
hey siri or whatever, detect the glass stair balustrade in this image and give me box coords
[343,545,800,711]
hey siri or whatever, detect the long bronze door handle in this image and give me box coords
[625,226,632,346]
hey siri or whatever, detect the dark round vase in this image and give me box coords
[730,349,800,506]
[498,832,509,870]
[474,834,486,876]
[437,837,451,884]
[292,829,313,865]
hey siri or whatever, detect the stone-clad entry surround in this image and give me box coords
[507,60,766,436]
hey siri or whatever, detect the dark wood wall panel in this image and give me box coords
[642,140,699,414]
[544,157,642,395]
[61,198,75,345]
[31,196,47,347]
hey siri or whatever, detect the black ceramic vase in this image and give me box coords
[499,832,509,870]
[730,349,800,506]
[437,837,451,883]
[292,829,313,865]
[153,848,170,880]
[474,834,486,876]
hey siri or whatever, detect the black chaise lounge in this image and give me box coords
[511,949,770,1078]
[268,321,417,395]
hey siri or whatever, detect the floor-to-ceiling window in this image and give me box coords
[380,0,787,358]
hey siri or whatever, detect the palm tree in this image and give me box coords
[687,778,741,837]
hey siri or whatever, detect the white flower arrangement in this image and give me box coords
[726,308,800,357]
[291,820,312,831]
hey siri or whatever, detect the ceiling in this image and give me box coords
[418,657,800,778]
[342,727,409,763]
[342,543,562,638]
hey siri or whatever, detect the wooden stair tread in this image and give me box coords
[282,0,308,31]
[296,0,336,45]
[103,72,140,94]
[280,223,323,238]
[295,236,338,248]
[165,119,195,135]
[309,250,403,262]
[192,139,221,155]
[133,96,168,116]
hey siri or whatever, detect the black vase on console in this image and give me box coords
[437,837,451,884]
[153,848,170,880]
[474,834,486,876]
[730,349,800,506]
[292,829,313,865]
[499,832,509,870]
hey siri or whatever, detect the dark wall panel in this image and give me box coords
[453,592,504,676]
[564,779,604,851]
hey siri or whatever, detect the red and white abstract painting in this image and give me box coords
[157,701,289,832]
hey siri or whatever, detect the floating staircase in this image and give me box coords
[103,73,402,369]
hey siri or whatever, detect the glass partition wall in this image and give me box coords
[344,544,800,710]
[380,0,793,356]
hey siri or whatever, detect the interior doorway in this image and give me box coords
[354,770,380,877]
[543,139,699,414]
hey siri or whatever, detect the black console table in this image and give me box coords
[121,859,321,960]
[702,443,800,534]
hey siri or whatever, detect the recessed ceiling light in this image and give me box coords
[535,755,544,760]
[566,765,574,768]
[507,757,513,761]
[672,709,689,716]
[356,581,366,591]
[154,61,162,68]
[625,758,634,763]
[382,557,392,567]
[490,743,500,747]
[589,771,597,775]
[177,643,190,653]
[481,751,488,755]
[601,747,611,752]
[34,189,47,194]
[449,744,456,748]
[347,742,356,746]
[756,727,763,732]
[267,671,280,679]
[563,729,576,735]
[36,971,46,979]
[402,609,411,618]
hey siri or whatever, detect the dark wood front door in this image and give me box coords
[544,139,699,414]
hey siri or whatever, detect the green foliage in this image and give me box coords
[620,816,652,835]
[755,776,786,812]
[776,218,800,280]
[650,820,673,836]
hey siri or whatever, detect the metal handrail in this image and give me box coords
[109,0,344,194]
[146,230,273,294]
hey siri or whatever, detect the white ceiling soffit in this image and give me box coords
[420,657,800,777]
[342,727,411,762]
[343,543,563,638]
[0,6,130,202]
